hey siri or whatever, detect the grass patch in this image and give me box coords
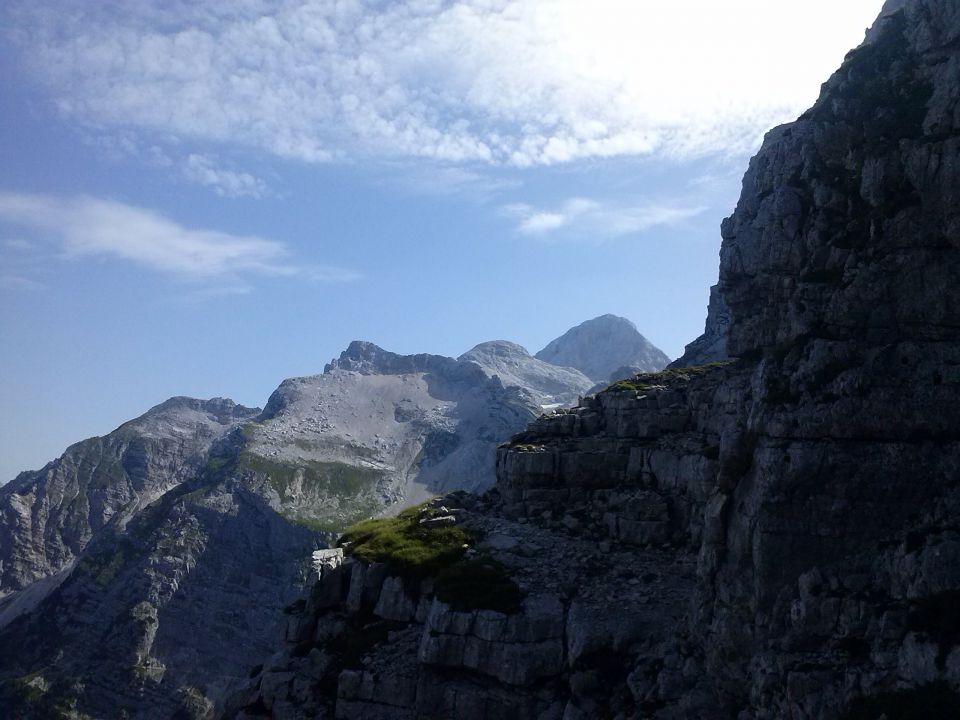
[339,504,472,575]
[239,453,383,499]
[605,361,734,394]
[844,681,960,720]
[434,557,523,614]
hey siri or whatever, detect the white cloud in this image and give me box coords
[182,154,270,199]
[520,212,567,234]
[398,165,521,201]
[9,0,884,167]
[0,193,358,283]
[505,197,705,238]
[81,134,273,198]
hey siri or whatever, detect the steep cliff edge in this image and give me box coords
[240,2,960,717]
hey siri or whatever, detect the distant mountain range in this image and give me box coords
[0,315,668,717]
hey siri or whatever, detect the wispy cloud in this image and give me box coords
[0,193,358,284]
[7,0,882,168]
[504,197,705,238]
[397,165,521,202]
[82,133,274,198]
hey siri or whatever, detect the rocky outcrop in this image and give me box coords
[535,314,670,382]
[242,2,960,717]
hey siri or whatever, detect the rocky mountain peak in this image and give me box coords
[459,340,593,406]
[535,314,670,382]
[323,340,457,377]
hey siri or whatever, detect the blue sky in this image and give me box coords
[0,0,884,482]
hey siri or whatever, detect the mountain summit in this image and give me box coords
[534,314,670,382]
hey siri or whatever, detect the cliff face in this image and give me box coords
[240,2,960,718]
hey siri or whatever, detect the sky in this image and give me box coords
[0,0,885,483]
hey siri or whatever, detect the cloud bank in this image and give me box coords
[8,0,883,168]
[0,193,358,283]
[504,198,706,238]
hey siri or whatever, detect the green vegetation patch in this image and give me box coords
[434,557,523,614]
[605,361,734,394]
[339,504,472,575]
[844,681,960,720]
[239,453,383,500]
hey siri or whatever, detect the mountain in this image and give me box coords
[0,397,258,598]
[0,329,601,717]
[459,340,593,406]
[238,2,960,718]
[535,314,670,382]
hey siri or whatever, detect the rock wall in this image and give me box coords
[233,494,706,720]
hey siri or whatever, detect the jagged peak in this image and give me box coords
[535,314,669,382]
[324,340,458,376]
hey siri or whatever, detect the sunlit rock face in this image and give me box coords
[240,2,960,718]
[534,314,671,382]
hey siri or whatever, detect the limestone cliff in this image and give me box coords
[238,2,960,718]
